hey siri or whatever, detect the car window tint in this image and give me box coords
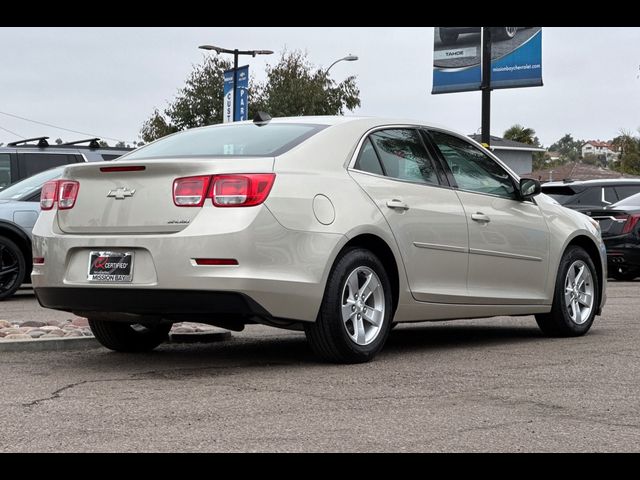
[18,153,76,178]
[572,187,601,205]
[430,131,516,199]
[615,185,640,200]
[0,153,10,190]
[604,187,618,204]
[354,138,384,176]
[369,129,438,184]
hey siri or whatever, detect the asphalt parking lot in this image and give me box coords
[1,281,639,452]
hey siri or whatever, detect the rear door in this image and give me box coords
[349,127,470,303]
[428,130,550,305]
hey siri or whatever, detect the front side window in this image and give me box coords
[368,129,439,184]
[430,131,517,199]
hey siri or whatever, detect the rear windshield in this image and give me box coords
[123,123,327,160]
[541,185,578,205]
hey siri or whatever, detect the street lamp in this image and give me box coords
[198,44,274,122]
[325,54,359,75]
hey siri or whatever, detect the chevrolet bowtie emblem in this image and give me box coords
[107,187,136,200]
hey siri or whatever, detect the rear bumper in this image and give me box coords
[35,287,270,325]
[605,244,640,272]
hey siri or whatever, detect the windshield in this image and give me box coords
[123,123,327,160]
[0,166,64,201]
[613,192,640,209]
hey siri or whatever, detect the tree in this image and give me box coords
[98,140,109,147]
[503,124,536,145]
[251,50,360,117]
[621,153,640,175]
[55,138,63,145]
[139,50,361,142]
[549,133,583,163]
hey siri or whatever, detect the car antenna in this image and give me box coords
[7,136,50,148]
[253,111,272,126]
[60,138,102,149]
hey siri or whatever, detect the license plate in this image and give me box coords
[88,251,134,282]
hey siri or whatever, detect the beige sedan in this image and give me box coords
[31,116,606,363]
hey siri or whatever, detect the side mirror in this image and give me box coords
[519,178,541,199]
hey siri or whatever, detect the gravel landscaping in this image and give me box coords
[0,318,224,342]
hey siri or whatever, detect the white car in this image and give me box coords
[31,116,607,363]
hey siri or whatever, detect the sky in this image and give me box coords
[0,27,638,147]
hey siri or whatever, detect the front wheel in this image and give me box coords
[89,319,172,352]
[535,246,599,337]
[304,248,393,363]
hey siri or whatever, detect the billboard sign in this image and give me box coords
[222,65,250,123]
[432,27,542,94]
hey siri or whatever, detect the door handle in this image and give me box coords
[386,199,409,211]
[471,212,491,223]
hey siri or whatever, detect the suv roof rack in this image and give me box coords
[60,138,101,149]
[7,136,50,148]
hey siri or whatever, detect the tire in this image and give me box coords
[88,318,172,352]
[493,27,518,41]
[439,30,459,45]
[0,235,26,301]
[535,246,599,337]
[304,248,393,364]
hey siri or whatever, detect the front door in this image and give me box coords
[428,130,550,304]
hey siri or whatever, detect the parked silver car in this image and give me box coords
[31,116,607,363]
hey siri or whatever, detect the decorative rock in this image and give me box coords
[41,326,62,332]
[170,326,196,334]
[82,329,94,337]
[28,330,46,339]
[19,320,47,328]
[4,334,31,341]
[42,329,64,337]
[0,327,23,336]
[0,320,12,329]
[64,330,84,337]
[71,317,89,327]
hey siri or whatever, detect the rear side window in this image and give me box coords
[101,154,122,161]
[354,138,384,175]
[369,129,439,184]
[615,185,640,201]
[17,153,82,179]
[541,185,578,204]
[604,186,618,205]
[0,153,10,190]
[572,187,601,206]
[124,123,327,160]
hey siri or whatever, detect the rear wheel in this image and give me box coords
[305,248,393,363]
[494,27,518,40]
[88,319,171,352]
[0,236,26,301]
[535,246,598,337]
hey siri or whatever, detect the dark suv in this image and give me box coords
[0,137,132,191]
[541,179,640,214]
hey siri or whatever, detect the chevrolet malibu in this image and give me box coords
[31,116,606,363]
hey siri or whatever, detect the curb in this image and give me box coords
[0,336,100,353]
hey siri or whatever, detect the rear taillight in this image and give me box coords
[41,180,80,210]
[40,181,58,210]
[173,173,276,208]
[173,176,211,207]
[58,181,80,210]
[211,174,275,207]
[623,214,640,234]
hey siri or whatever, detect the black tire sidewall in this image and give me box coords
[555,246,599,335]
[322,248,393,361]
[0,235,26,300]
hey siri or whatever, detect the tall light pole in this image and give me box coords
[325,54,359,75]
[198,44,273,122]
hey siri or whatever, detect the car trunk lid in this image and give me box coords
[56,158,274,234]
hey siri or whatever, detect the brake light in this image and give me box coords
[623,214,640,234]
[40,180,58,210]
[41,180,80,210]
[173,176,211,207]
[100,166,146,173]
[211,174,276,207]
[58,181,80,209]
